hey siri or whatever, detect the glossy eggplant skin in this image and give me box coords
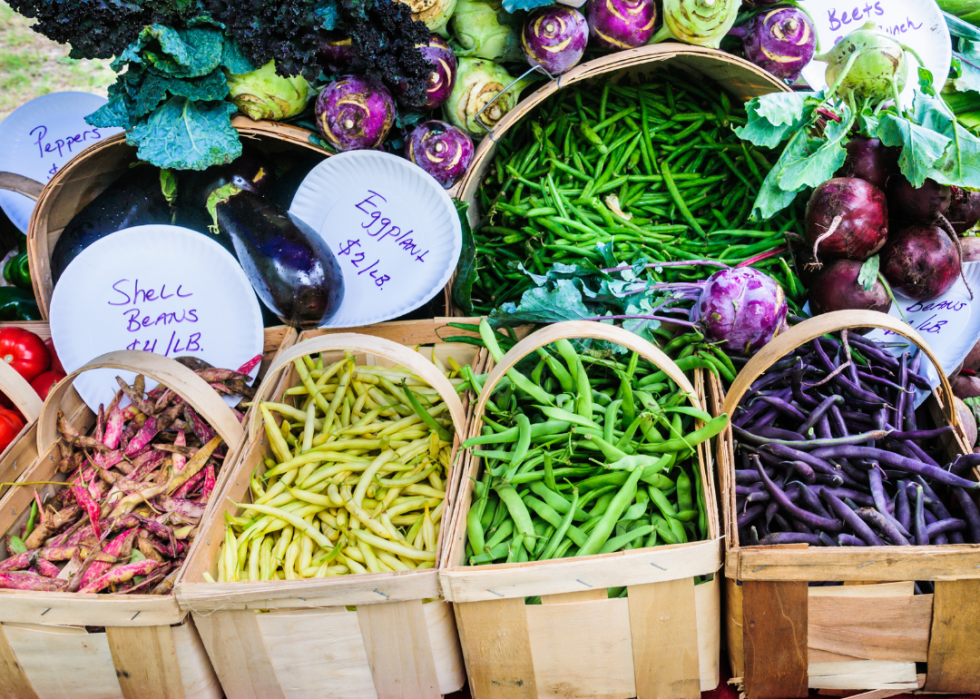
[213,188,344,328]
[50,166,172,283]
[174,146,276,250]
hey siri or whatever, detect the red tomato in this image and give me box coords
[31,370,66,401]
[0,407,25,453]
[0,328,49,382]
[44,338,64,374]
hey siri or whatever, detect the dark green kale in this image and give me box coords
[5,0,205,59]
[207,0,431,106]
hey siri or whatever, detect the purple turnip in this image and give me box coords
[689,267,788,355]
[808,259,891,315]
[881,224,960,301]
[395,36,457,111]
[315,76,396,152]
[406,121,475,188]
[729,7,815,82]
[889,176,951,224]
[947,186,980,235]
[805,177,889,265]
[522,7,588,75]
[587,0,657,50]
[836,137,897,191]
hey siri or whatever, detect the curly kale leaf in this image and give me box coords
[341,0,431,107]
[6,0,207,60]
[204,0,329,80]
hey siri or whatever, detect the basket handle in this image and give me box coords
[38,350,245,453]
[0,172,43,201]
[246,332,467,440]
[474,320,703,420]
[0,360,43,423]
[720,310,957,429]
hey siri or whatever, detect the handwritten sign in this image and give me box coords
[289,150,461,328]
[798,0,951,103]
[0,92,122,233]
[49,225,263,411]
[863,262,980,408]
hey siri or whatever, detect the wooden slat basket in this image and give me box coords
[0,350,257,699]
[0,330,45,502]
[440,320,724,699]
[25,117,328,319]
[712,310,980,698]
[0,321,297,505]
[174,319,487,699]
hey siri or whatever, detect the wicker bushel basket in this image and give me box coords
[25,117,327,319]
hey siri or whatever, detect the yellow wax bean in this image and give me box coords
[322,364,353,435]
[403,484,445,499]
[260,536,274,581]
[386,497,441,517]
[346,557,368,575]
[261,405,292,463]
[316,510,338,529]
[294,359,332,415]
[353,529,436,561]
[422,507,434,553]
[326,483,344,507]
[265,451,370,479]
[352,451,396,506]
[300,530,314,572]
[378,463,438,487]
[302,398,317,453]
[343,546,365,563]
[248,536,263,582]
[263,402,324,430]
[236,502,332,549]
[224,527,238,582]
[341,486,394,539]
[272,526,293,569]
[284,540,300,580]
[351,391,368,415]
[381,513,407,543]
[287,486,331,507]
[359,540,381,573]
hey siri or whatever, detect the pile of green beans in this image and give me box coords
[471,73,807,315]
[461,320,728,570]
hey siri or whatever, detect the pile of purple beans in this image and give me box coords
[733,331,980,547]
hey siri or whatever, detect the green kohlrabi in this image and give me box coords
[444,58,531,135]
[450,0,524,62]
[226,60,312,121]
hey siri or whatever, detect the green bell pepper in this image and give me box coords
[0,287,40,320]
[3,252,31,292]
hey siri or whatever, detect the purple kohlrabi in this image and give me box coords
[689,267,788,355]
[730,6,816,82]
[406,121,475,188]
[522,7,589,75]
[586,0,657,50]
[315,75,396,152]
[396,35,458,111]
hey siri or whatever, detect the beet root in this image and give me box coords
[837,137,897,191]
[881,224,960,301]
[960,236,980,262]
[808,259,891,315]
[954,396,979,448]
[889,176,951,224]
[953,374,980,400]
[947,186,980,234]
[805,177,889,264]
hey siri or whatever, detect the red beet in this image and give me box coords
[953,374,980,400]
[947,186,980,234]
[954,396,978,447]
[881,224,960,301]
[889,176,950,224]
[805,177,889,264]
[808,259,891,315]
[837,137,897,191]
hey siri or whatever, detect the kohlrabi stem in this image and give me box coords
[822,49,863,104]
[890,76,905,117]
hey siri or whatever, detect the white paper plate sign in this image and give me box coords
[49,225,263,411]
[0,92,122,234]
[864,262,980,408]
[799,0,951,103]
[289,151,462,328]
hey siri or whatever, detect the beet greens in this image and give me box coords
[733,331,980,548]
